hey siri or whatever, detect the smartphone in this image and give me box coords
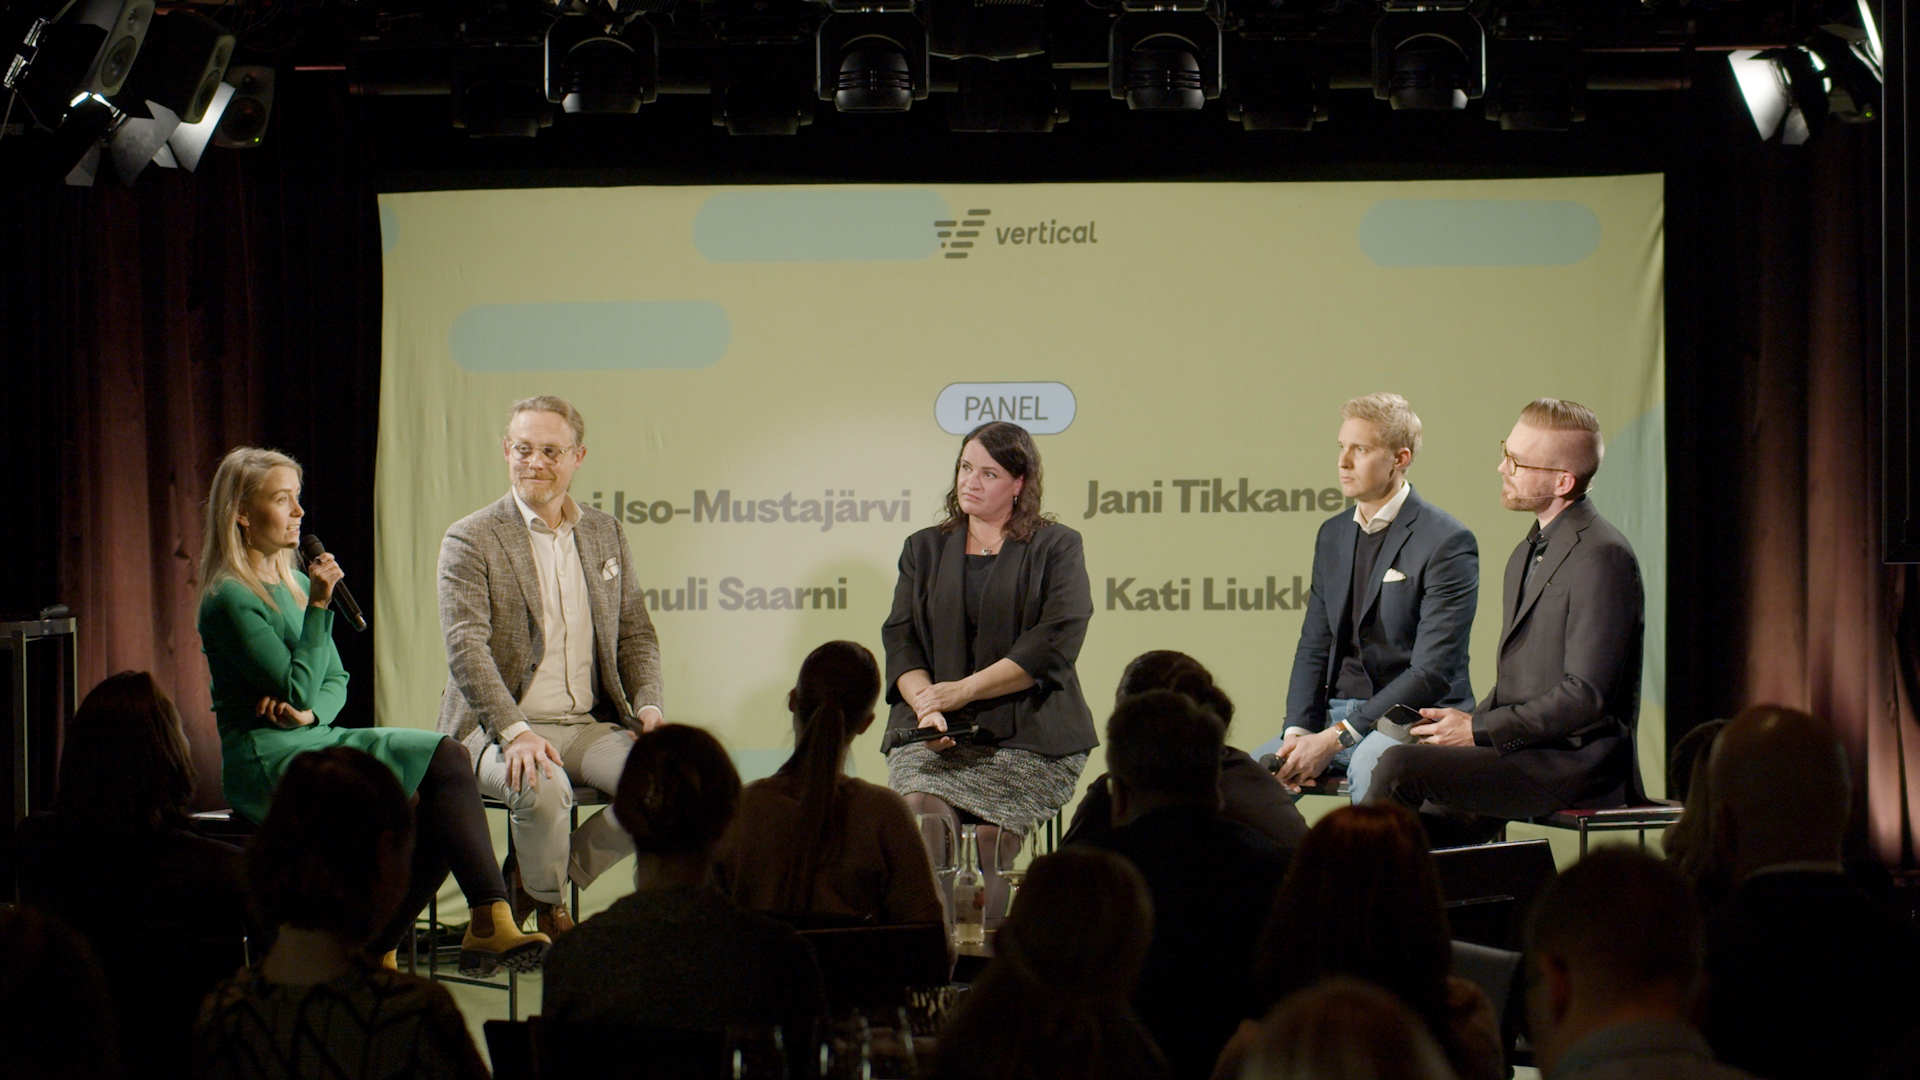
[1375,704,1428,744]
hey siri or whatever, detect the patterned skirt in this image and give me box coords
[886,742,1089,832]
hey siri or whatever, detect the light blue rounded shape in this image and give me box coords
[935,382,1076,435]
[449,301,731,372]
[1358,199,1601,267]
[379,203,399,257]
[694,189,948,262]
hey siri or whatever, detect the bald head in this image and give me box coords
[1710,704,1849,877]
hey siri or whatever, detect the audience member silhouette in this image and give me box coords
[1660,719,1731,913]
[1526,848,1752,1080]
[1229,803,1502,1080]
[1072,689,1290,1080]
[14,671,250,1080]
[543,723,826,1032]
[0,905,125,1080]
[931,847,1169,1080]
[1062,650,1308,851]
[1701,704,1920,1080]
[1238,976,1459,1080]
[713,640,943,926]
[194,747,490,1080]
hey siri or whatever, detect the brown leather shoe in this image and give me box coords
[502,853,538,929]
[537,902,575,939]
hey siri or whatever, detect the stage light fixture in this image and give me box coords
[947,57,1065,132]
[6,0,153,127]
[711,47,814,134]
[1109,13,1219,112]
[816,13,927,114]
[212,65,273,148]
[926,0,1045,63]
[545,13,655,114]
[1728,47,1840,145]
[166,79,232,169]
[1373,4,1484,111]
[116,9,232,124]
[1805,29,1880,124]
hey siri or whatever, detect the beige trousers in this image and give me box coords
[475,719,635,904]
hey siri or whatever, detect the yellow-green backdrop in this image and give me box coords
[375,175,1666,829]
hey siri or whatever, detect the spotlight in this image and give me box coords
[545,13,655,114]
[926,0,1045,63]
[947,57,1065,132]
[167,80,233,169]
[1373,4,1484,111]
[816,14,927,114]
[116,9,232,124]
[1729,48,1834,145]
[1484,44,1582,132]
[711,47,814,134]
[211,65,274,148]
[1109,13,1219,113]
[1806,29,1880,124]
[7,0,153,125]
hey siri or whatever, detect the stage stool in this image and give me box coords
[1033,807,1065,855]
[412,787,610,1019]
[1533,801,1683,856]
[1432,837,1556,953]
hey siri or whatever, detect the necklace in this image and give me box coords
[969,525,1001,555]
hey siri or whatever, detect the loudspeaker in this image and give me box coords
[72,0,154,98]
[117,9,233,123]
[212,65,274,147]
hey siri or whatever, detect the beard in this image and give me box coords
[1501,489,1554,513]
[514,475,559,506]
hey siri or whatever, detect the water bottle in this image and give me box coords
[951,824,986,946]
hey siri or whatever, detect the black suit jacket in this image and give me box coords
[881,522,1097,757]
[1286,484,1479,735]
[1476,497,1644,801]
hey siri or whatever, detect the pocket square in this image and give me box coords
[1382,568,1407,583]
[602,557,620,581]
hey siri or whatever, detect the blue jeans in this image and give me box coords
[1252,698,1394,803]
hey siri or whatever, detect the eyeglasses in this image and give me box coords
[1500,441,1571,475]
[509,442,579,463]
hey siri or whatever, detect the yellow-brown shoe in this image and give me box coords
[459,900,551,976]
[379,950,399,971]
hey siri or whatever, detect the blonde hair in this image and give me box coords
[198,447,307,611]
[506,395,586,446]
[1340,393,1423,460]
[1518,397,1605,495]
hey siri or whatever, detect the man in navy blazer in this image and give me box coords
[1372,399,1644,845]
[1259,393,1478,803]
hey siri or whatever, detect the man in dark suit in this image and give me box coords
[1078,690,1290,1080]
[1369,398,1644,844]
[1701,705,1920,1080]
[1259,392,1478,804]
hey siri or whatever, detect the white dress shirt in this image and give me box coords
[499,489,598,744]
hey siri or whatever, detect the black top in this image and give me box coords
[964,553,993,668]
[882,523,1097,757]
[1077,806,1290,1080]
[1333,525,1391,701]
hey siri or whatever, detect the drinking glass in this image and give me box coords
[862,1007,919,1080]
[993,821,1031,918]
[916,812,957,933]
[814,1016,872,1080]
[725,1023,789,1080]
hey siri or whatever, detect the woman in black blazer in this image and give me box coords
[882,422,1096,908]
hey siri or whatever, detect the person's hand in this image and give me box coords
[635,705,664,733]
[1413,707,1476,747]
[306,552,343,608]
[1279,728,1341,788]
[917,711,954,752]
[504,730,564,791]
[256,696,315,729]
[912,681,970,718]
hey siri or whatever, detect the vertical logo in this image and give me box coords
[934,209,992,259]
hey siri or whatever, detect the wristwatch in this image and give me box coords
[1331,721,1358,749]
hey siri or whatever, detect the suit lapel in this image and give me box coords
[1500,502,1591,650]
[1327,517,1357,640]
[491,498,544,629]
[931,527,970,678]
[573,517,614,667]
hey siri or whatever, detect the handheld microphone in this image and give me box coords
[879,722,983,754]
[300,534,368,632]
[1259,753,1285,774]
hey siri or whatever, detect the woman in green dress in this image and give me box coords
[196,447,548,975]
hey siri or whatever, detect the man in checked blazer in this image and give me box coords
[1371,398,1644,847]
[438,395,663,937]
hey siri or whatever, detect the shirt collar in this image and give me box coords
[1553,1020,1717,1078]
[1745,860,1846,880]
[1352,479,1412,535]
[511,489,580,536]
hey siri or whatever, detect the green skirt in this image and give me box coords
[219,720,445,824]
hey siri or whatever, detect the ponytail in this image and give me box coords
[776,641,881,913]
